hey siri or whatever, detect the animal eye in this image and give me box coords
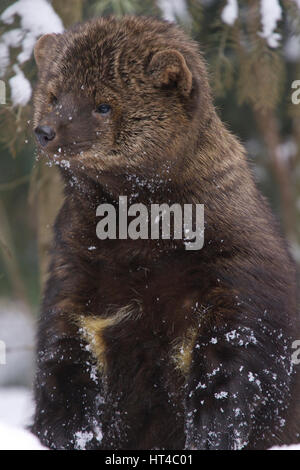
[96,104,111,114]
[50,93,58,105]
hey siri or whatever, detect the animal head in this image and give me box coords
[33,16,212,184]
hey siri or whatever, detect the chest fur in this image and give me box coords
[76,254,203,379]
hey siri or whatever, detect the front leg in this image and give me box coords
[32,308,105,449]
[184,300,293,450]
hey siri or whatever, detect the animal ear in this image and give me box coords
[148,49,192,97]
[34,34,59,70]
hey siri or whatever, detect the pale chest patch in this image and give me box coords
[77,295,200,376]
[171,327,198,375]
[77,301,143,371]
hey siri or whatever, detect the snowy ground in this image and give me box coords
[0,386,299,450]
[0,386,46,449]
[0,301,45,449]
[0,302,299,450]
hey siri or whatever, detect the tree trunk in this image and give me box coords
[254,109,295,240]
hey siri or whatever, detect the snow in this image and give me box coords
[0,300,38,448]
[0,0,64,104]
[0,422,46,450]
[214,391,228,399]
[0,386,46,450]
[74,430,94,450]
[275,139,297,163]
[221,0,238,26]
[0,387,34,428]
[270,444,300,450]
[0,29,23,76]
[0,377,298,450]
[1,0,64,63]
[259,0,282,48]
[285,36,300,62]
[158,0,191,24]
[9,65,32,106]
[0,301,35,387]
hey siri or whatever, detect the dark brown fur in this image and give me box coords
[32,16,299,449]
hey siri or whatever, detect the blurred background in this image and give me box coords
[0,0,299,433]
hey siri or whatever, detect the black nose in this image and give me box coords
[34,125,56,147]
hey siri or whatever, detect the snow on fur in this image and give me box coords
[0,386,299,449]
